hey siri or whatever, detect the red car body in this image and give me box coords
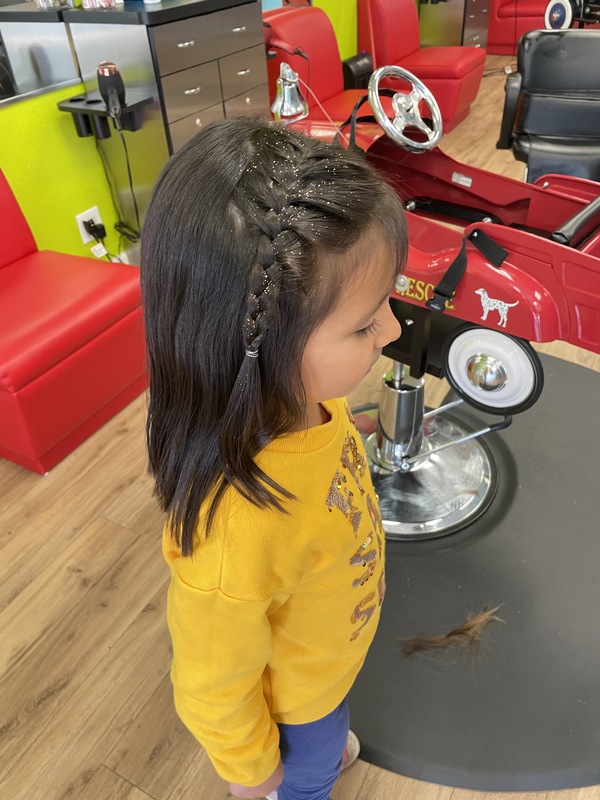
[292,121,600,359]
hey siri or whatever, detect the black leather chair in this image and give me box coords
[497,29,600,183]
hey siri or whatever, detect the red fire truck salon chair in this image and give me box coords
[264,6,387,122]
[487,0,548,55]
[496,29,600,183]
[0,169,147,474]
[357,0,486,132]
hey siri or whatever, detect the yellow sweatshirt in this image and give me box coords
[163,398,386,787]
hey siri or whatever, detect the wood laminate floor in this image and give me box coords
[1,56,599,800]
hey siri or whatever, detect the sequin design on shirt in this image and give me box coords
[367,494,384,559]
[340,434,367,496]
[325,425,383,640]
[348,502,382,639]
[350,533,377,589]
[345,403,358,430]
[366,494,386,606]
[350,591,376,642]
[326,470,362,535]
[326,431,368,535]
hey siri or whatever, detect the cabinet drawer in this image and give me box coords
[162,61,221,124]
[464,6,488,31]
[224,83,270,118]
[463,21,485,41]
[474,30,488,47]
[463,31,485,47]
[168,103,225,152]
[219,44,268,101]
[152,2,263,77]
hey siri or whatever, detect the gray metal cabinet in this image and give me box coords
[420,0,467,47]
[462,0,490,47]
[150,2,270,153]
[58,0,269,230]
[169,102,226,152]
[161,61,222,124]
[152,3,261,74]
[419,0,490,48]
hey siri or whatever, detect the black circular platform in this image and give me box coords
[348,354,600,791]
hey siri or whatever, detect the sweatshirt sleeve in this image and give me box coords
[166,570,281,786]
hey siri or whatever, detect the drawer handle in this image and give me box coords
[232,26,247,33]
[177,40,196,48]
[236,68,251,76]
[184,87,202,95]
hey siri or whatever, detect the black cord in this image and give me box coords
[79,57,138,256]
[100,242,122,263]
[89,229,122,263]
[94,135,140,258]
[115,221,140,243]
[94,115,141,254]
[117,127,142,235]
[102,242,122,262]
[95,135,125,224]
[482,61,516,77]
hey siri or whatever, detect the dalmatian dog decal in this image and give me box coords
[475,288,519,328]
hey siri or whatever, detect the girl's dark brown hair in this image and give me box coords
[400,606,504,657]
[141,118,407,555]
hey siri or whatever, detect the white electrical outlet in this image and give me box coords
[75,206,103,245]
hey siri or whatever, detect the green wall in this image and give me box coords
[314,0,358,61]
[0,84,121,257]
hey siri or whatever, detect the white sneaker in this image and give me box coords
[341,729,361,770]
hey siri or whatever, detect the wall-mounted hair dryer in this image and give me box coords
[97,61,126,128]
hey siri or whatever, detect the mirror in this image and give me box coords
[0,7,79,103]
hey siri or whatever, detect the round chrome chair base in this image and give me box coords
[356,405,498,540]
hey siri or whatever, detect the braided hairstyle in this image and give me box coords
[142,118,407,555]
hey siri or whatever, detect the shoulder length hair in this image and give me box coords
[141,118,407,555]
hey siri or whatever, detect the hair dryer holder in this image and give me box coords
[57,91,153,139]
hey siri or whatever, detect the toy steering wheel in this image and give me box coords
[368,66,443,152]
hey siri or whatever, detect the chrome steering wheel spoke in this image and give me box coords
[368,65,443,152]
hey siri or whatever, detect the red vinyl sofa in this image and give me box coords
[487,0,548,55]
[0,169,147,474]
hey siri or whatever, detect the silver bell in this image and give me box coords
[271,62,309,124]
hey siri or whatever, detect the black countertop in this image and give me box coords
[0,1,62,21]
[0,0,256,25]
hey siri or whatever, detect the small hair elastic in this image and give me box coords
[245,348,259,358]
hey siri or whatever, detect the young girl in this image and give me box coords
[141,118,407,800]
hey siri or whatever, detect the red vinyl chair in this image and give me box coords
[486,0,548,55]
[264,6,388,123]
[357,0,486,131]
[0,169,147,474]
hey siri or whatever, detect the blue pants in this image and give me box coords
[276,698,350,800]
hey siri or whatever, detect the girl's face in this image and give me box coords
[300,238,402,426]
